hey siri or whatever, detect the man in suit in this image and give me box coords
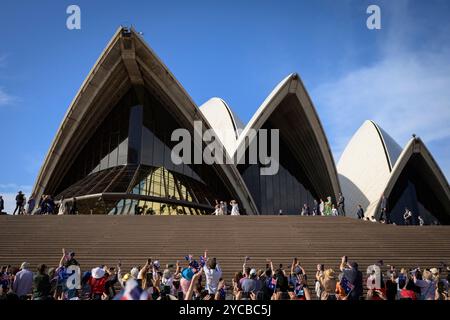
[356,205,364,219]
[312,199,320,216]
[337,193,345,216]
[379,194,390,224]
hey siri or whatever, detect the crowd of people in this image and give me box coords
[0,191,436,225]
[295,193,346,216]
[1,249,448,301]
[0,192,60,216]
[213,200,240,215]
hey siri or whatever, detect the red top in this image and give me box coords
[400,289,417,300]
[89,276,107,295]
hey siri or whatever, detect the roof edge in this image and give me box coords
[366,137,450,219]
[233,73,341,199]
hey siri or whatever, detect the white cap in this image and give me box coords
[91,267,105,279]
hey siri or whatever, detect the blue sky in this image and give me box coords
[0,0,449,212]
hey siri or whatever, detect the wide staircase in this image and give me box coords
[1,216,449,285]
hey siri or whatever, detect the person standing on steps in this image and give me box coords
[312,199,319,216]
[203,249,222,297]
[356,205,364,219]
[324,196,332,216]
[337,193,345,216]
[319,199,325,216]
[69,198,78,215]
[230,200,240,215]
[331,204,338,216]
[379,194,390,224]
[13,191,25,215]
[220,201,227,215]
[26,197,35,215]
[12,262,33,299]
[418,216,424,226]
[339,256,363,301]
[0,195,4,214]
[403,208,413,225]
[301,203,310,216]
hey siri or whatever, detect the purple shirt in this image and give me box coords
[13,269,33,297]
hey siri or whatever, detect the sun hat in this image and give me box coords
[430,268,439,276]
[122,273,131,282]
[324,269,336,279]
[91,267,105,279]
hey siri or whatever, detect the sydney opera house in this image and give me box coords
[31,27,450,224]
[338,121,450,225]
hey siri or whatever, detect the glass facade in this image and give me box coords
[387,154,449,225]
[53,86,233,214]
[238,127,316,215]
[56,91,136,194]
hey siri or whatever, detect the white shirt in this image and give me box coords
[162,276,173,287]
[58,200,66,215]
[231,204,240,215]
[203,264,222,294]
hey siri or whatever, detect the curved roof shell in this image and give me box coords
[338,121,449,222]
[234,73,341,201]
[199,97,244,157]
[31,27,258,214]
[337,120,402,217]
[368,137,450,221]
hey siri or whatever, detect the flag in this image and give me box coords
[114,279,148,300]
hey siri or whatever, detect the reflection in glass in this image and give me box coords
[239,132,316,215]
[52,85,235,215]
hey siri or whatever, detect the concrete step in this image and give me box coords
[1,215,449,289]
